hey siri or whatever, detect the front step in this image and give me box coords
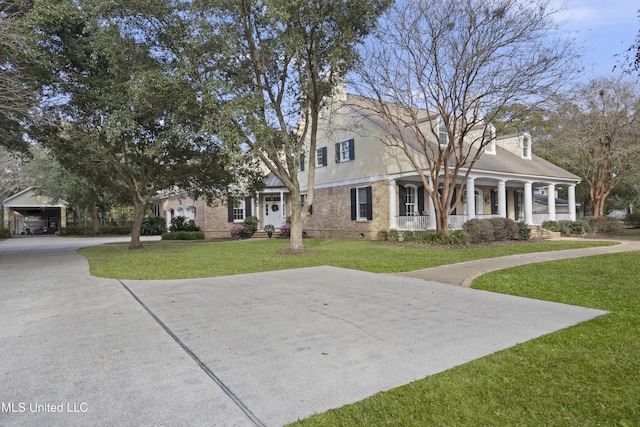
[528,225,561,239]
[252,230,282,239]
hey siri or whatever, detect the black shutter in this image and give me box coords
[227,200,234,222]
[335,142,341,163]
[399,185,406,216]
[365,186,373,220]
[244,197,252,217]
[514,191,520,220]
[418,186,425,214]
[451,187,457,215]
[300,153,305,171]
[321,147,327,166]
[309,204,313,215]
[491,190,498,215]
[350,188,357,220]
[348,139,355,160]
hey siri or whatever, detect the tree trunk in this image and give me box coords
[92,203,99,234]
[288,195,306,250]
[129,198,146,250]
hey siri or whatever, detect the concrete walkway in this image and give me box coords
[0,236,635,426]
[397,238,640,287]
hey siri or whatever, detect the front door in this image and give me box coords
[264,196,285,226]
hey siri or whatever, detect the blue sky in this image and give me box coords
[553,0,639,77]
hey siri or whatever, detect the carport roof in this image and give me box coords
[3,187,67,208]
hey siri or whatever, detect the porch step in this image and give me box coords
[252,230,282,239]
[528,225,561,239]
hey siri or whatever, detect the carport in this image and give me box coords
[2,187,67,235]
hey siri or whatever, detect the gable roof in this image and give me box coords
[2,187,68,207]
[342,94,580,183]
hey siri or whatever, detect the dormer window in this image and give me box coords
[522,135,531,159]
[438,120,448,146]
[484,125,496,154]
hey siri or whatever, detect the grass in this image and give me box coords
[78,237,637,425]
[289,252,640,426]
[78,238,613,279]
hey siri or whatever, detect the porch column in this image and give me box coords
[427,179,436,230]
[497,179,507,218]
[466,177,476,220]
[568,184,577,221]
[389,180,397,229]
[255,192,261,224]
[547,184,556,221]
[166,209,172,230]
[524,181,533,224]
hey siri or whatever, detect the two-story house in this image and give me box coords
[155,89,580,240]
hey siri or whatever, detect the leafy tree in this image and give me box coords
[184,0,390,250]
[0,0,37,153]
[28,0,251,249]
[548,76,640,217]
[355,0,577,232]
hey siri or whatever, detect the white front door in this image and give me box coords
[264,196,285,226]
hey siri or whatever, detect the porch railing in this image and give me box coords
[396,213,572,231]
[532,213,573,224]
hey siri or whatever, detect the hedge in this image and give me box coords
[161,231,205,240]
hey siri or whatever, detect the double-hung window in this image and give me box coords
[300,194,312,214]
[350,186,372,220]
[438,120,448,147]
[522,136,531,159]
[484,125,496,154]
[335,139,354,163]
[316,147,327,167]
[404,186,417,216]
[228,197,252,222]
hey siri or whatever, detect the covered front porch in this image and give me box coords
[390,176,578,231]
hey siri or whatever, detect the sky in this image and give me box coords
[552,0,639,78]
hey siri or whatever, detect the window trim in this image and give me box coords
[335,139,355,163]
[522,135,531,159]
[438,120,448,147]
[315,147,327,167]
[351,186,373,221]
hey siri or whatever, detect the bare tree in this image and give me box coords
[355,0,577,231]
[550,76,640,217]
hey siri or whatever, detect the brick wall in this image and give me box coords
[302,180,389,239]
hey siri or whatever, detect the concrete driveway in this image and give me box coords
[0,237,607,426]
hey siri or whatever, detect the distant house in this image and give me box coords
[153,90,581,239]
[2,187,67,235]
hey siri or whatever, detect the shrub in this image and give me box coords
[625,211,640,228]
[584,216,623,234]
[387,229,399,242]
[570,219,590,235]
[488,217,520,241]
[517,221,531,240]
[279,224,291,238]
[377,230,389,241]
[170,216,188,232]
[448,230,470,245]
[230,224,250,239]
[141,215,165,235]
[161,231,204,240]
[243,215,259,236]
[99,225,131,235]
[542,220,559,232]
[0,228,9,238]
[463,219,494,243]
[401,230,415,242]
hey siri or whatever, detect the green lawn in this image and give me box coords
[78,237,638,425]
[78,238,612,279]
[290,252,640,426]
